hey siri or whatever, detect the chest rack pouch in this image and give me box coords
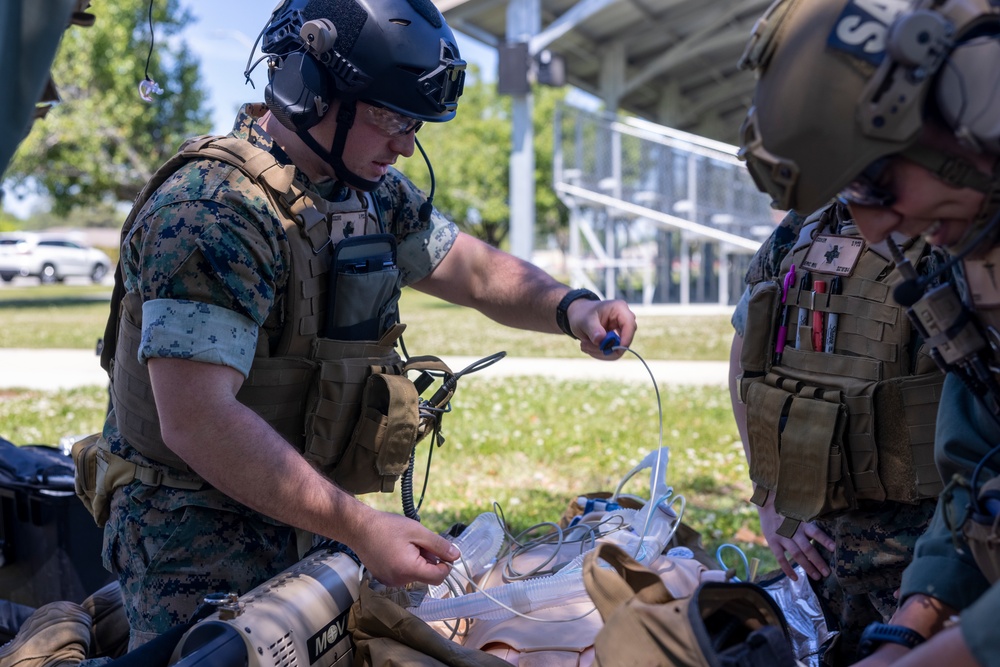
[740,279,863,538]
[738,279,781,399]
[745,374,852,538]
[324,233,401,341]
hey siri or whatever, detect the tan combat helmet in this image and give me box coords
[736,0,1000,217]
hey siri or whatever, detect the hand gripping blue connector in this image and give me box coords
[600,331,621,355]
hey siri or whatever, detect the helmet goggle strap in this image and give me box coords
[737,107,799,210]
[296,98,384,193]
[901,143,994,194]
[838,143,996,209]
[950,159,1000,258]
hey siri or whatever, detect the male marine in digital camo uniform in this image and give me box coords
[0,0,637,661]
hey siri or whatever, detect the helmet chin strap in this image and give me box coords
[296,99,384,193]
[945,159,1000,260]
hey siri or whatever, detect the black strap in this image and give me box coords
[99,261,127,374]
[718,625,797,667]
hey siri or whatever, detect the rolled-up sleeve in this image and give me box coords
[140,298,258,377]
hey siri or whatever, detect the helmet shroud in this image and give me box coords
[738,0,1000,215]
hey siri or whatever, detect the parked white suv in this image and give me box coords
[0,233,112,284]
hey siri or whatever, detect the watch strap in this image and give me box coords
[556,288,599,339]
[857,623,926,659]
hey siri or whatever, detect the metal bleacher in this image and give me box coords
[553,104,779,307]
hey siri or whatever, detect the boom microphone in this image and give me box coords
[414,136,435,223]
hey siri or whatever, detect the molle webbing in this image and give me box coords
[108,135,375,474]
[743,231,944,532]
[177,136,339,359]
[112,290,316,471]
[781,242,916,370]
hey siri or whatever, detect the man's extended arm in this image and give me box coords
[414,232,637,359]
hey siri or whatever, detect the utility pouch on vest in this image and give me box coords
[304,327,407,488]
[325,234,401,341]
[739,280,781,401]
[334,372,419,494]
[964,476,1000,585]
[746,354,943,536]
[746,372,853,538]
[72,433,107,525]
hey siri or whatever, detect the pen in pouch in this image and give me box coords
[812,280,827,352]
[795,271,811,349]
[775,264,796,364]
[824,277,841,353]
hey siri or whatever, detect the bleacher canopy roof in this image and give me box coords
[435,0,770,146]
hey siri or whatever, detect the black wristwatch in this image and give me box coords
[556,288,599,339]
[857,623,926,659]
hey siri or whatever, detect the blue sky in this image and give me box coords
[3,1,497,217]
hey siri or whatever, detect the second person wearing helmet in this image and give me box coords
[738,0,1000,665]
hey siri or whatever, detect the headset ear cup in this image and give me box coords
[264,51,333,132]
[935,35,1000,153]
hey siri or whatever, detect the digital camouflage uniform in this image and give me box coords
[732,203,938,665]
[99,104,457,648]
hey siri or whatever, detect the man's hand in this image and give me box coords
[347,507,460,587]
[567,297,637,360]
[756,494,835,580]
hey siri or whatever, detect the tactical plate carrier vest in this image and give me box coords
[91,135,452,517]
[738,209,945,537]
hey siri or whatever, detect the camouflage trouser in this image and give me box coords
[811,498,937,667]
[102,480,300,651]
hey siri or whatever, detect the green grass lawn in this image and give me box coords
[0,284,111,349]
[0,284,735,360]
[0,282,771,570]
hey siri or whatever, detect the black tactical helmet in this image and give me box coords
[261,0,466,131]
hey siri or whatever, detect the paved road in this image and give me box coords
[0,348,730,391]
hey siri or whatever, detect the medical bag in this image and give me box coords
[0,436,112,608]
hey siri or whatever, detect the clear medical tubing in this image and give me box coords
[427,512,505,599]
[413,448,678,622]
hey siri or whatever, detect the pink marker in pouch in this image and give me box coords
[774,264,796,364]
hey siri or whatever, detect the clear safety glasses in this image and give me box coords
[365,104,424,137]
[838,157,896,208]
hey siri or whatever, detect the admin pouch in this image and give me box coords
[738,224,944,537]
[582,543,796,667]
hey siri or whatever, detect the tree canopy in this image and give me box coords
[5,0,210,216]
